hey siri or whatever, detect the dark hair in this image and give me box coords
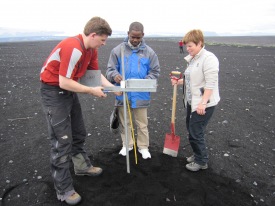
[183,29,204,47]
[83,17,112,36]
[129,22,144,33]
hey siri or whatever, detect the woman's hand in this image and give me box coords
[171,79,178,85]
[196,103,206,115]
[171,78,184,86]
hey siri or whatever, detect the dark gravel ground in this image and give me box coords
[0,36,274,206]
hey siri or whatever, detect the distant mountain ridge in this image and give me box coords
[0,36,68,42]
[0,27,67,42]
[0,27,274,43]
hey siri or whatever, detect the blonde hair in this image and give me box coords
[83,16,112,36]
[183,29,204,47]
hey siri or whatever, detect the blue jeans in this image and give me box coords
[186,103,215,165]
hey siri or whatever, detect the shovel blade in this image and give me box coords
[163,133,180,157]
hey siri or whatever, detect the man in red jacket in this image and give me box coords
[40,16,120,205]
[179,40,184,53]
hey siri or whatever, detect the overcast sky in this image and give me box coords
[1,0,275,36]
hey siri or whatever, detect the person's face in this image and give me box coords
[185,41,202,57]
[88,33,108,49]
[128,30,144,47]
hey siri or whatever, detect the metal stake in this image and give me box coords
[121,45,130,173]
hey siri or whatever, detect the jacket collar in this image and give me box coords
[123,37,146,51]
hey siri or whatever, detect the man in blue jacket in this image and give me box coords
[106,22,160,159]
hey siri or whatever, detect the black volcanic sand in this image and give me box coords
[0,37,274,206]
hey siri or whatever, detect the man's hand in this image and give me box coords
[114,91,123,96]
[114,74,123,83]
[88,86,107,98]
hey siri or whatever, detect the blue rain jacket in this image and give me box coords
[106,37,160,108]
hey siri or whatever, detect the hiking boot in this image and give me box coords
[119,146,133,156]
[186,155,195,163]
[186,162,208,172]
[65,192,81,205]
[138,148,151,159]
[75,166,103,176]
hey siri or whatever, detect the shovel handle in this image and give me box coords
[171,84,177,134]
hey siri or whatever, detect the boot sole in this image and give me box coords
[186,165,208,172]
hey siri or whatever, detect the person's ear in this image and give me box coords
[198,41,202,47]
[89,32,97,39]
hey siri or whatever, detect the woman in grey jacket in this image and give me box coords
[171,29,220,172]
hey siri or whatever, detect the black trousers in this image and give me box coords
[186,103,215,165]
[40,83,91,195]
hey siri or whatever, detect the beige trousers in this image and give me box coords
[118,107,149,149]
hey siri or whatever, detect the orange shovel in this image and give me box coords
[163,71,181,157]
